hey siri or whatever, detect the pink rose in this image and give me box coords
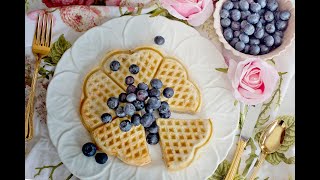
[160,0,214,26]
[227,58,279,105]
[42,0,95,7]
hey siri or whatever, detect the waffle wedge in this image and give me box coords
[156,118,213,171]
[92,117,151,166]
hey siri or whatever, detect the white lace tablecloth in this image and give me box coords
[25,1,295,179]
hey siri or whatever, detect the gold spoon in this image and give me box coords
[249,119,286,180]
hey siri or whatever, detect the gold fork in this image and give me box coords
[25,13,53,141]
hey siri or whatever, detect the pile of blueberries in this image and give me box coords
[220,0,291,55]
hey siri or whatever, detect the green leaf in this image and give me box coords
[264,178,270,180]
[44,34,72,66]
[266,59,275,65]
[278,72,288,76]
[254,177,259,180]
[149,8,167,17]
[266,152,295,165]
[242,138,258,176]
[234,100,238,106]
[215,68,228,73]
[276,115,295,153]
[208,160,230,180]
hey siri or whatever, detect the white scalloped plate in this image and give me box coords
[46,15,240,180]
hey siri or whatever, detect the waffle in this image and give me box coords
[154,57,202,113]
[92,117,151,166]
[80,69,124,131]
[101,47,164,90]
[156,118,213,171]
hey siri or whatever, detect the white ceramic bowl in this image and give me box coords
[213,0,295,60]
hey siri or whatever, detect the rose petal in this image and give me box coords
[187,0,213,26]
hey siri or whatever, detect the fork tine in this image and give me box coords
[36,13,42,45]
[45,14,53,47]
[40,13,47,46]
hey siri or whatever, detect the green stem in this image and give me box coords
[66,173,73,180]
[34,162,63,179]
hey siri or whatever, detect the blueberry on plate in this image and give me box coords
[140,113,155,127]
[256,0,266,8]
[154,36,165,45]
[137,82,148,90]
[230,38,239,47]
[235,41,245,51]
[249,45,260,55]
[107,97,119,109]
[250,3,261,13]
[256,21,262,28]
[82,142,97,157]
[158,101,170,114]
[233,30,241,38]
[280,10,291,21]
[230,9,241,21]
[249,38,260,45]
[244,44,250,54]
[275,20,287,31]
[116,106,126,118]
[274,11,281,20]
[265,23,276,34]
[220,9,230,19]
[263,35,274,47]
[129,64,139,74]
[233,1,239,9]
[266,0,278,11]
[264,11,274,22]
[223,28,233,41]
[159,110,171,119]
[145,103,154,113]
[119,120,132,132]
[222,0,233,10]
[239,0,249,11]
[133,100,144,111]
[240,20,248,29]
[258,9,265,16]
[146,133,160,145]
[243,23,255,35]
[150,79,163,89]
[163,87,174,98]
[273,34,282,46]
[147,97,161,109]
[136,90,148,101]
[125,76,134,85]
[221,18,231,28]
[95,153,108,164]
[247,13,260,24]
[241,10,251,20]
[131,114,141,126]
[239,33,249,44]
[231,21,241,31]
[126,93,137,102]
[118,93,127,103]
[259,44,270,54]
[124,103,136,116]
[126,85,136,94]
[274,31,283,38]
[110,60,120,71]
[146,121,159,134]
[148,88,160,97]
[101,113,112,123]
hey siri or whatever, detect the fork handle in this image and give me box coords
[249,152,267,180]
[25,56,42,141]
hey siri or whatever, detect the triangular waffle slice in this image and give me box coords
[92,117,151,166]
[156,118,213,171]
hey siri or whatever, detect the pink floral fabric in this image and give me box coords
[42,0,95,7]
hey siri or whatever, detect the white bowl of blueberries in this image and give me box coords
[213,0,295,60]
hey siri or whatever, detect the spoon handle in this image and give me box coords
[249,152,267,180]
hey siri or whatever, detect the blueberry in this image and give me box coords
[137,82,148,90]
[220,9,230,19]
[274,11,281,20]
[273,34,282,46]
[163,87,174,98]
[240,20,248,29]
[107,97,119,109]
[239,0,249,11]
[147,97,161,109]
[154,36,165,45]
[125,76,134,85]
[265,23,275,34]
[221,18,231,28]
[158,101,170,114]
[95,153,108,164]
[264,11,274,22]
[243,23,255,35]
[235,41,245,51]
[126,93,137,102]
[249,38,260,45]
[244,44,250,53]
[233,1,240,9]
[126,85,136,94]
[131,114,141,126]
[223,28,233,41]
[247,13,260,24]
[124,103,135,116]
[119,120,132,132]
[133,100,144,111]
[129,64,139,74]
[110,61,120,71]
[223,0,234,10]
[146,121,159,133]
[274,31,283,38]
[250,3,261,13]
[256,0,266,8]
[140,113,155,127]
[146,133,159,145]
[263,35,274,47]
[231,21,241,31]
[259,17,266,25]
[148,88,160,97]
[249,45,260,55]
[136,90,148,101]
[118,93,127,103]
[266,0,278,11]
[230,9,241,21]
[116,106,126,118]
[82,142,97,157]
[256,21,262,28]
[276,20,287,31]
[241,10,251,20]
[101,113,112,123]
[259,44,270,54]
[258,9,265,16]
[159,110,171,119]
[145,104,154,113]
[239,33,249,43]
[234,30,241,38]
[230,38,239,47]
[150,79,163,89]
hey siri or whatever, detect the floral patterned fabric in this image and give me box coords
[25,1,295,180]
